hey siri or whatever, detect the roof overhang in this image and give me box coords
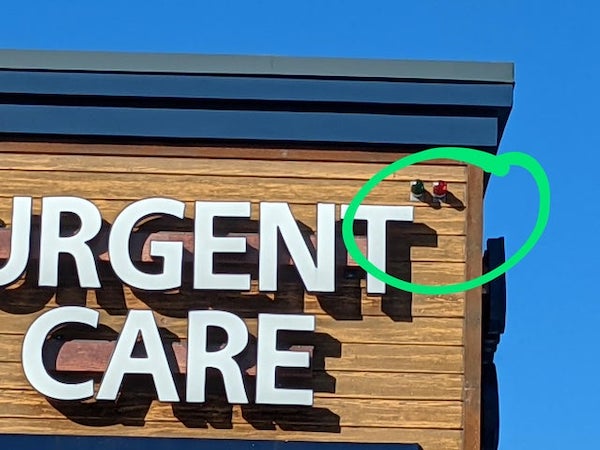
[0,49,514,161]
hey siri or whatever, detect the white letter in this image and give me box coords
[0,197,32,286]
[342,205,414,294]
[22,306,98,400]
[97,310,178,402]
[39,197,101,288]
[256,313,315,405]
[194,202,251,290]
[186,310,249,403]
[259,203,335,292]
[109,198,184,290]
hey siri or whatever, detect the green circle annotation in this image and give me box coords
[341,147,551,295]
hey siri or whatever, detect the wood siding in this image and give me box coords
[0,142,480,450]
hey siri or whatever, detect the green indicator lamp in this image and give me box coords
[411,179,425,199]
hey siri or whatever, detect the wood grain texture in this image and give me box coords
[0,335,464,373]
[52,340,313,378]
[463,165,483,450]
[0,261,465,287]
[132,232,466,265]
[0,229,466,263]
[0,420,463,450]
[0,280,466,318]
[0,389,463,429]
[0,362,464,400]
[0,141,467,166]
[0,199,468,234]
[0,152,468,182]
[0,170,466,206]
[0,309,464,345]
[0,143,470,449]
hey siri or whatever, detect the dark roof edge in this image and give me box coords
[0,49,514,83]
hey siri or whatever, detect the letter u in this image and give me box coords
[0,197,32,286]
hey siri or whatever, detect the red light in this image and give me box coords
[433,181,448,197]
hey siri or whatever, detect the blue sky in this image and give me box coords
[1,1,598,448]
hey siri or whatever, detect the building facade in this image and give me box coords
[0,50,512,450]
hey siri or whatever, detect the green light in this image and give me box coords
[411,179,425,196]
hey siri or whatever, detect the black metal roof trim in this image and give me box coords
[0,49,513,83]
[0,435,423,450]
[0,50,513,151]
[0,71,513,107]
[0,104,498,146]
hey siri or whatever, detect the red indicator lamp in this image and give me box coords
[432,181,448,200]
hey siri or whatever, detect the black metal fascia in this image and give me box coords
[0,49,515,82]
[0,50,513,151]
[0,71,513,107]
[481,237,507,450]
[0,435,423,450]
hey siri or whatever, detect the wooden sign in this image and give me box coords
[0,142,481,450]
[0,49,514,450]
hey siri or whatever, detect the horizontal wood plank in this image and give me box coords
[1,261,466,321]
[0,170,466,206]
[0,335,463,373]
[51,340,312,377]
[0,153,467,182]
[132,233,466,265]
[0,141,467,166]
[0,230,466,264]
[1,261,465,287]
[0,362,463,400]
[0,279,465,318]
[0,389,462,429]
[0,199,467,235]
[0,419,462,449]
[325,343,464,373]
[0,309,464,345]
